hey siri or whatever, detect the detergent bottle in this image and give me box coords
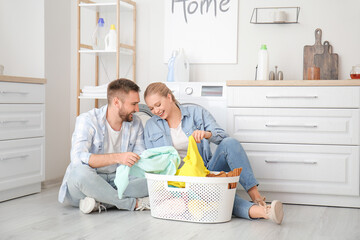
[167,50,178,82]
[105,24,117,51]
[92,18,105,50]
[173,48,190,82]
[257,44,269,80]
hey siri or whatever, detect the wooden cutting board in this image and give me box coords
[314,41,339,80]
[303,28,324,79]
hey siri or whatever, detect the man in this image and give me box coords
[58,78,150,214]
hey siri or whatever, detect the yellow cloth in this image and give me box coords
[169,135,210,188]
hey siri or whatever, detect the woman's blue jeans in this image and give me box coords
[206,137,258,219]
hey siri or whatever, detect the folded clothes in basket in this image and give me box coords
[114,146,181,199]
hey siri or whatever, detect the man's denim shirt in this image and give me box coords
[58,105,145,203]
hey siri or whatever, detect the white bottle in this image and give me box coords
[105,24,117,51]
[257,44,269,80]
[173,48,190,82]
[92,18,105,50]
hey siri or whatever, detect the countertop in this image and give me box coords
[0,75,46,84]
[227,80,360,86]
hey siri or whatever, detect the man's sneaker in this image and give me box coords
[266,200,284,224]
[135,197,151,211]
[79,197,106,214]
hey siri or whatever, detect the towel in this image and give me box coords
[114,146,181,199]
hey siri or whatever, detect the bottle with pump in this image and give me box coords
[105,24,117,51]
[257,44,269,80]
[92,18,105,50]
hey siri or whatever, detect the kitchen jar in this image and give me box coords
[350,65,360,79]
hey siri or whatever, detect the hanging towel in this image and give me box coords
[169,135,210,188]
[114,146,181,199]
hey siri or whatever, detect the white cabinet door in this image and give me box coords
[0,138,45,192]
[242,143,359,196]
[0,104,45,141]
[228,108,359,145]
[227,86,360,108]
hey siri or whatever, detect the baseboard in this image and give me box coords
[41,177,62,189]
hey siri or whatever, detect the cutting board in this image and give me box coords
[303,28,324,79]
[314,41,339,80]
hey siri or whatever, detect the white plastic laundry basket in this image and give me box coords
[145,173,239,223]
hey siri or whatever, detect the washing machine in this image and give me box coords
[134,104,153,127]
[165,82,227,131]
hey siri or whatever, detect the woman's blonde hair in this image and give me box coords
[144,82,178,104]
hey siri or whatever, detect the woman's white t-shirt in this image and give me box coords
[170,121,188,166]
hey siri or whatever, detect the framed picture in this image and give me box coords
[164,0,239,64]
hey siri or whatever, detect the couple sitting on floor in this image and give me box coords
[58,78,284,224]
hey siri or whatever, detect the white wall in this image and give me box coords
[134,0,360,94]
[44,0,71,182]
[0,0,44,77]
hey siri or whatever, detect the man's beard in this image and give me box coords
[119,110,134,122]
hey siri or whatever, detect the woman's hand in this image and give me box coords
[192,130,212,143]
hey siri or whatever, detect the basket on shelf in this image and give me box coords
[145,172,239,223]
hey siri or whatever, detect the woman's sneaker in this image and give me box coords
[266,200,284,224]
[79,197,106,214]
[135,197,151,211]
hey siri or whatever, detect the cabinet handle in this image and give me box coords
[265,124,318,128]
[0,91,29,95]
[0,120,29,124]
[0,154,29,161]
[266,95,318,99]
[265,160,318,164]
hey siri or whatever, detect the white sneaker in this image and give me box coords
[135,197,151,211]
[79,197,106,214]
[266,200,284,225]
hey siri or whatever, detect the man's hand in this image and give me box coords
[192,130,212,143]
[117,152,140,167]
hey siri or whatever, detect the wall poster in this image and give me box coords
[164,0,238,64]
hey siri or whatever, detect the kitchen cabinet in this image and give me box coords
[77,0,136,115]
[227,80,360,207]
[0,75,46,202]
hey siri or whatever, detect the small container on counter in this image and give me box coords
[350,65,360,79]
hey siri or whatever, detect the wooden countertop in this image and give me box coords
[0,75,46,84]
[227,80,360,86]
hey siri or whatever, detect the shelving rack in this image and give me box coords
[77,0,136,115]
[250,7,300,24]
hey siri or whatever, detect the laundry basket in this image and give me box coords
[145,173,239,223]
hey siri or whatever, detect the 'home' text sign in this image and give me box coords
[164,0,238,64]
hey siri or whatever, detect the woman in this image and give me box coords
[143,82,284,224]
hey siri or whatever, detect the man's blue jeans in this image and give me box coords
[207,137,258,219]
[65,164,148,211]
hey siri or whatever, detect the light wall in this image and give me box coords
[44,0,71,182]
[0,0,44,77]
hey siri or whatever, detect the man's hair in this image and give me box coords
[107,78,140,104]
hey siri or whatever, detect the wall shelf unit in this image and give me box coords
[250,7,300,24]
[77,0,136,115]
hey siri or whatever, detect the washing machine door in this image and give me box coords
[134,104,153,127]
